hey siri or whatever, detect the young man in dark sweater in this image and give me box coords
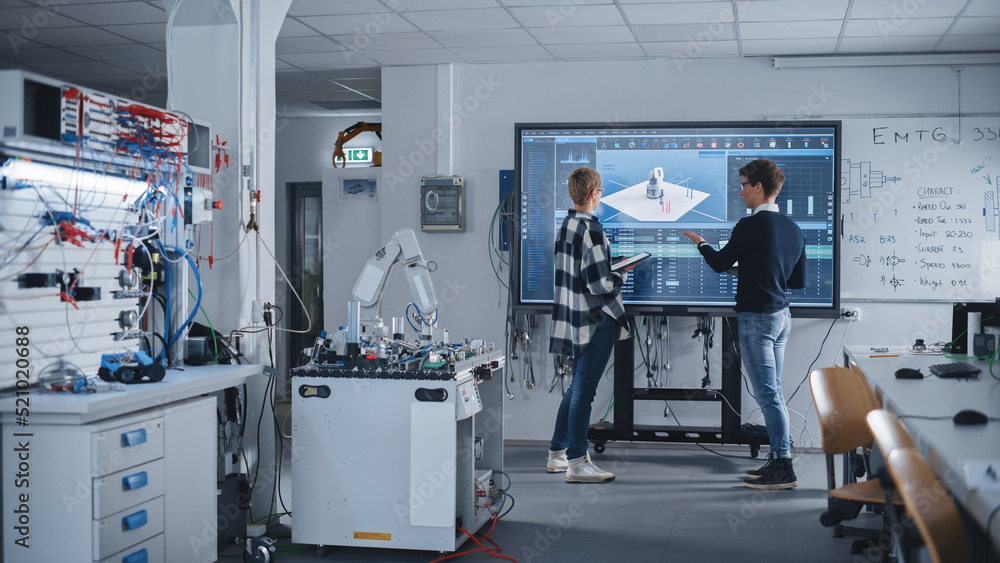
[683,159,805,490]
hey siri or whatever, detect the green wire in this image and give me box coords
[488,200,510,291]
[188,289,218,364]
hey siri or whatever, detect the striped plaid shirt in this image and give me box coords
[549,210,629,358]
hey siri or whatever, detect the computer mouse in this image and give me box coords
[953,409,989,425]
[894,368,923,379]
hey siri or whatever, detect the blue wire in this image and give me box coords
[405,303,422,333]
[156,240,171,351]
[167,250,201,349]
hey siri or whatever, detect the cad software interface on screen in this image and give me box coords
[517,125,838,309]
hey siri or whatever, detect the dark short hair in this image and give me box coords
[738,159,785,199]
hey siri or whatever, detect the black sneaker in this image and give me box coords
[743,458,797,490]
[745,453,776,480]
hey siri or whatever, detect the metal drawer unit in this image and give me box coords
[1,396,216,562]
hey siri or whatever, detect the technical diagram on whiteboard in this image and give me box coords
[841,159,900,203]
[881,274,905,291]
[879,250,905,271]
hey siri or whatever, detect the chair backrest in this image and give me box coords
[885,448,967,563]
[809,366,879,455]
[849,360,882,409]
[865,409,917,458]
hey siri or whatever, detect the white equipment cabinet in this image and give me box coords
[291,351,504,552]
[0,365,261,563]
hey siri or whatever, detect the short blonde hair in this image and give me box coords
[568,167,601,205]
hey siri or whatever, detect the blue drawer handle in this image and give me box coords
[122,548,148,563]
[122,509,147,531]
[123,471,148,491]
[121,429,147,447]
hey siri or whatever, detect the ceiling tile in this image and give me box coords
[276,36,348,54]
[314,67,382,80]
[506,0,617,5]
[0,33,49,55]
[936,34,1000,51]
[848,0,967,19]
[27,25,136,47]
[948,16,1000,35]
[644,40,738,57]
[0,7,83,30]
[389,0,499,8]
[844,17,954,37]
[27,60,136,76]
[428,28,536,48]
[738,0,850,23]
[548,42,646,60]
[324,77,380,91]
[71,43,164,61]
[448,45,554,62]
[275,72,346,92]
[57,2,167,25]
[304,89,381,102]
[964,0,1000,17]
[635,23,735,42]
[297,13,419,35]
[279,17,325,38]
[529,25,635,44]
[22,0,137,4]
[100,23,166,43]
[622,2,735,25]
[105,58,167,76]
[509,5,625,27]
[287,0,388,17]
[0,48,88,64]
[741,37,839,56]
[838,35,940,53]
[330,32,441,51]
[278,52,378,70]
[366,48,465,65]
[740,20,844,41]
[74,73,163,91]
[400,9,519,31]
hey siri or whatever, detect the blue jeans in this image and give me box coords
[738,308,792,459]
[550,314,617,460]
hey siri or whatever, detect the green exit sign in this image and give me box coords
[335,148,373,164]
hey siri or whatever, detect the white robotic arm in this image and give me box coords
[352,228,438,318]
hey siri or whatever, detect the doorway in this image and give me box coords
[288,182,323,366]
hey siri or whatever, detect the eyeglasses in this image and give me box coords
[740,181,751,188]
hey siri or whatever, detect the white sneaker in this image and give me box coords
[547,449,568,472]
[565,453,615,483]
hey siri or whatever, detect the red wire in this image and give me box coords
[427,513,516,563]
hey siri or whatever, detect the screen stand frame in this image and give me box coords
[587,316,767,457]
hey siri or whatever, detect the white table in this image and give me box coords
[845,346,1000,558]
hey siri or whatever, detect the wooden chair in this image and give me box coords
[849,360,882,409]
[810,367,897,558]
[865,409,916,459]
[885,448,967,563]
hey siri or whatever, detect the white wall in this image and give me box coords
[282,57,1000,448]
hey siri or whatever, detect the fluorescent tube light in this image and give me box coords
[772,53,1000,69]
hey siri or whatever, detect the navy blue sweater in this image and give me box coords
[698,210,806,313]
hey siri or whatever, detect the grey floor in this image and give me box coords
[221,444,884,563]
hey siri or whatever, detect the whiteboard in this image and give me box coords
[841,117,1000,300]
